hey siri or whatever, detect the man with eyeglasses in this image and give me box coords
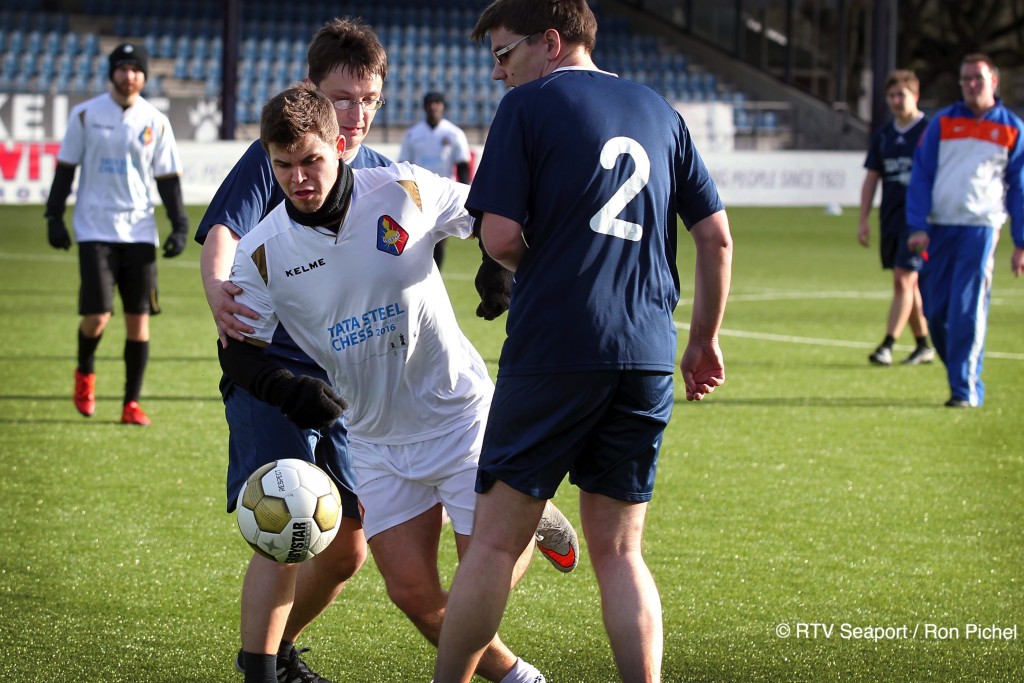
[906,53,1024,408]
[194,17,391,683]
[435,1,733,682]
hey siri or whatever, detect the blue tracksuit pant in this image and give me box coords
[918,225,998,406]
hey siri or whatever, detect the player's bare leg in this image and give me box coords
[284,517,366,641]
[580,492,662,683]
[240,554,298,654]
[371,503,535,682]
[435,482,547,683]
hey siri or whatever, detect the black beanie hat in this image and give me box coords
[108,42,149,81]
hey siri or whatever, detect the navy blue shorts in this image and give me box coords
[478,371,674,502]
[880,226,924,272]
[78,241,159,315]
[222,359,358,519]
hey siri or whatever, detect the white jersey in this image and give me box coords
[230,162,491,444]
[398,118,471,179]
[57,92,183,245]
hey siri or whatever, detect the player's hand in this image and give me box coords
[46,217,71,250]
[474,253,513,320]
[162,231,187,258]
[206,279,258,346]
[278,376,348,430]
[856,221,870,248]
[1012,247,1024,278]
[680,339,725,402]
[907,230,929,256]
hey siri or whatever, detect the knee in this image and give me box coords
[385,577,442,622]
[323,536,368,584]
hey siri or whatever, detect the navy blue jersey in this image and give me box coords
[863,116,928,234]
[466,69,723,376]
[195,141,391,364]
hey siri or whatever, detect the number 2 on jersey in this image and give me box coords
[589,136,651,242]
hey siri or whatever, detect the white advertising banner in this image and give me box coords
[1,141,865,208]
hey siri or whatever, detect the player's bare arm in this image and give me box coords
[857,170,880,247]
[683,210,733,401]
[480,213,527,272]
[200,224,258,345]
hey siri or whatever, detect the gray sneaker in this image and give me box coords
[901,346,936,365]
[869,346,892,366]
[535,501,579,572]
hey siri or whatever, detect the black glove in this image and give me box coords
[474,252,513,320]
[162,231,187,258]
[47,217,71,250]
[277,375,348,430]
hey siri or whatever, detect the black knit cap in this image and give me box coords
[108,42,148,81]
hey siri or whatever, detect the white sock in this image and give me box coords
[499,657,544,683]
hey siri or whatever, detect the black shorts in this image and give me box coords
[78,241,160,315]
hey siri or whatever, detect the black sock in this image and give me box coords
[123,339,149,404]
[881,335,895,349]
[278,640,294,656]
[915,335,929,349]
[241,651,277,683]
[77,330,101,374]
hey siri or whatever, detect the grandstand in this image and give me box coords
[0,0,862,149]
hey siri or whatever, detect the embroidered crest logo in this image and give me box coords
[138,126,153,146]
[377,215,409,255]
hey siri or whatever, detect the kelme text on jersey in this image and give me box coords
[285,257,326,277]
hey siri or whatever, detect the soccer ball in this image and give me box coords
[236,459,342,563]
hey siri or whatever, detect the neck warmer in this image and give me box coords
[285,160,354,232]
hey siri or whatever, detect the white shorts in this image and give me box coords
[350,418,483,539]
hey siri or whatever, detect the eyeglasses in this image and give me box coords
[492,32,539,65]
[331,98,385,111]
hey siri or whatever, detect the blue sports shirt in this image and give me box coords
[863,116,928,235]
[195,140,391,364]
[466,68,723,376]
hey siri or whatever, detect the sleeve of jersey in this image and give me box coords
[905,118,939,233]
[864,129,882,171]
[417,166,473,239]
[57,106,86,165]
[1006,122,1024,248]
[152,117,184,178]
[229,244,279,346]
[451,124,471,164]
[674,115,725,229]
[194,142,277,245]
[464,100,530,225]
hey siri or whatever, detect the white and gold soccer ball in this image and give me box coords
[236,459,342,563]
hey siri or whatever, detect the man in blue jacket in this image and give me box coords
[906,53,1024,407]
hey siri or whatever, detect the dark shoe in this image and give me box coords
[868,346,892,366]
[944,398,971,408]
[901,347,936,365]
[235,647,335,683]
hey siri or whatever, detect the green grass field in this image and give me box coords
[1,205,1022,682]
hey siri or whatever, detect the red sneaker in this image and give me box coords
[120,400,151,426]
[74,369,96,417]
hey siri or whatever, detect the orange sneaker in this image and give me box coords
[120,400,151,426]
[74,369,96,417]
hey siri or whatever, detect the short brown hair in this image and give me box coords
[472,0,598,53]
[260,82,339,153]
[306,16,388,85]
[884,69,919,95]
[961,52,999,79]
